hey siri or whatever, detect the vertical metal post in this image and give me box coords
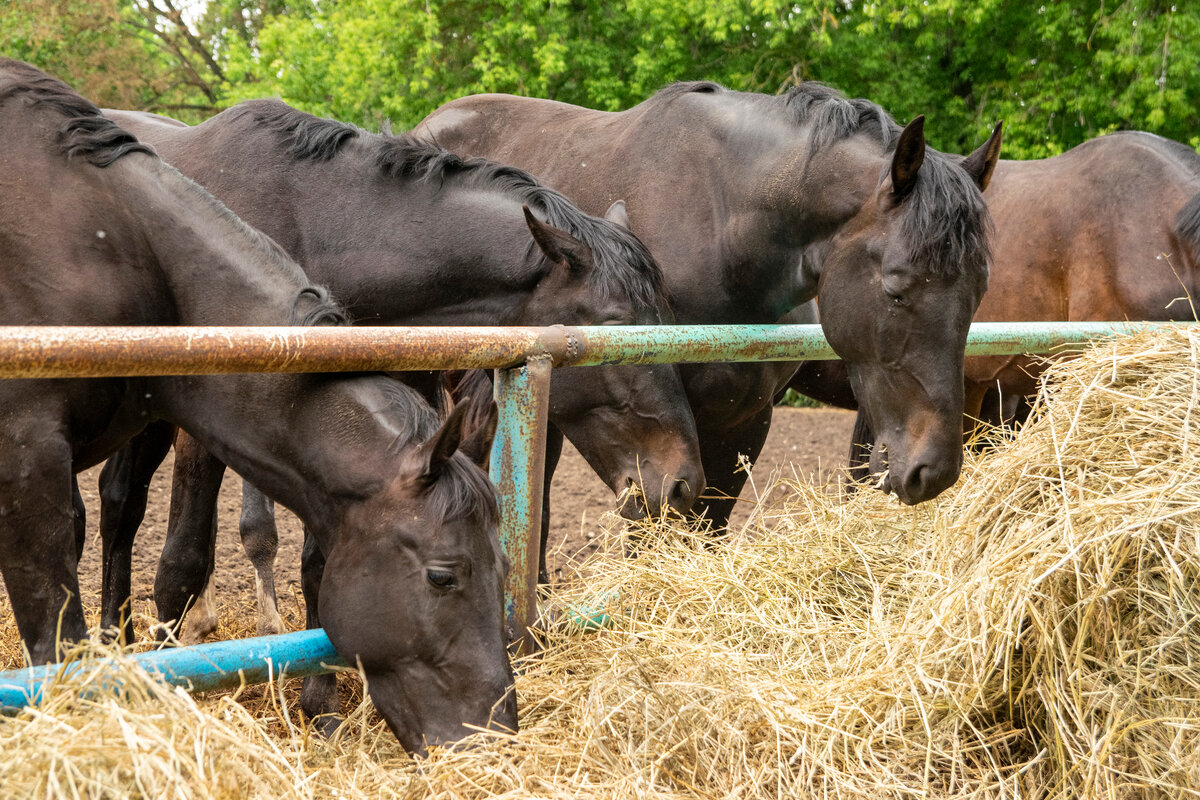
[489,356,552,655]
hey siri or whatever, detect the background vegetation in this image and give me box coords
[4,1,1197,157]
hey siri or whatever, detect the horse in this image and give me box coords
[0,59,514,753]
[789,130,1200,477]
[417,81,1002,525]
[98,100,701,645]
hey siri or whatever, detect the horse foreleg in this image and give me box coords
[298,529,341,737]
[0,418,86,664]
[154,430,224,641]
[97,420,175,643]
[537,426,565,585]
[239,482,283,637]
[71,476,86,562]
[690,403,774,534]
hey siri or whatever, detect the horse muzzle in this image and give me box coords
[615,461,704,521]
[871,438,961,505]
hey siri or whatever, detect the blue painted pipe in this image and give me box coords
[0,629,344,712]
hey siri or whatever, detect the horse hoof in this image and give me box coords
[310,712,342,739]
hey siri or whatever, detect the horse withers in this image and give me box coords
[418,82,1000,515]
[0,59,513,752]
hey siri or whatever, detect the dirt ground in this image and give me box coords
[59,406,856,634]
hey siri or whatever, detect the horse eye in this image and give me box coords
[887,292,907,307]
[426,568,457,589]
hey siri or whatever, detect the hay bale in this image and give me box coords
[1,327,1198,798]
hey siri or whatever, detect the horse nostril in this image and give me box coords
[667,476,698,512]
[901,461,953,504]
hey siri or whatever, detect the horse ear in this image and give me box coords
[603,199,631,229]
[414,401,470,485]
[960,121,1003,192]
[890,115,926,199]
[458,398,498,469]
[523,205,589,273]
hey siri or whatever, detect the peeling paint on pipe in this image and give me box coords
[0,322,1189,379]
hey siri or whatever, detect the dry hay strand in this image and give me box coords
[1,326,1199,798]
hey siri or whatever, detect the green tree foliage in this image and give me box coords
[215,0,842,129]
[5,0,1197,154]
[1,0,174,108]
[812,1,1200,156]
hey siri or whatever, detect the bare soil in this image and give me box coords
[58,406,856,632]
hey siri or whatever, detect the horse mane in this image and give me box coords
[1174,191,1200,270]
[0,58,153,167]
[656,80,992,280]
[229,98,669,314]
[374,377,501,525]
[285,287,496,523]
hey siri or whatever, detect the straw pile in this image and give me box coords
[2,326,1199,798]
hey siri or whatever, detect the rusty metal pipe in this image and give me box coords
[0,322,1191,380]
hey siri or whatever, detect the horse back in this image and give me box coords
[980,132,1200,325]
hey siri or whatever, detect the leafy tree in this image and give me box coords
[808,1,1200,156]
[216,0,842,129]
[1,0,172,108]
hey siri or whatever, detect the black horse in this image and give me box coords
[99,101,702,642]
[0,59,513,753]
[419,81,1001,522]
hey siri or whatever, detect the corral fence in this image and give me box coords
[0,321,1187,708]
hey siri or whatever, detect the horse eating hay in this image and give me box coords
[98,101,703,646]
[418,80,1001,523]
[0,59,514,752]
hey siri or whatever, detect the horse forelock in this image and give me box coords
[0,58,154,167]
[901,153,993,281]
[523,186,669,315]
[377,134,669,315]
[372,379,500,526]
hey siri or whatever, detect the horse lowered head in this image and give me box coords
[812,118,1002,504]
[519,202,705,520]
[317,396,517,753]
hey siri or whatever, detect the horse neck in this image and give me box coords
[159,372,407,544]
[127,157,313,324]
[164,132,546,326]
[687,112,885,322]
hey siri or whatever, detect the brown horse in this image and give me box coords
[790,131,1200,475]
[97,101,701,646]
[418,81,1001,523]
[0,59,514,752]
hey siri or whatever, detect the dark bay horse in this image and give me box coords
[418,81,1001,523]
[791,130,1200,476]
[100,100,701,642]
[0,59,514,752]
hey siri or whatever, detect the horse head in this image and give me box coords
[813,119,1002,504]
[317,396,516,754]
[519,202,704,520]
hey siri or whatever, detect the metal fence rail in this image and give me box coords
[0,320,1191,711]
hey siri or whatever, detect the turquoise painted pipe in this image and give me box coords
[0,629,343,712]
[490,357,552,654]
